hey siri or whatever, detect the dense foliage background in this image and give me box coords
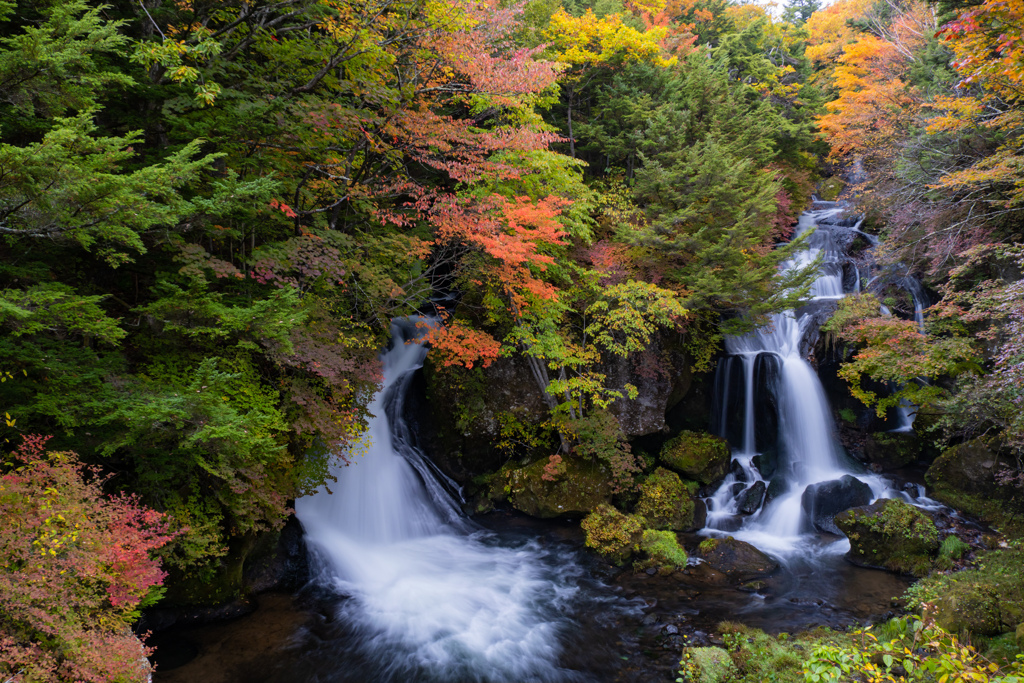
[0,0,1021,677]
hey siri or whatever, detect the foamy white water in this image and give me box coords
[296,319,580,683]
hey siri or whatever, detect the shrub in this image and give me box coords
[0,436,176,682]
[580,503,644,564]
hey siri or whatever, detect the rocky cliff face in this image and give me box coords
[410,330,712,484]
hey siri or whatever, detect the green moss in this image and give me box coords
[499,456,613,518]
[925,486,1024,538]
[683,646,737,683]
[660,431,730,484]
[817,176,845,201]
[634,467,694,530]
[906,542,1024,637]
[698,537,719,554]
[580,503,644,564]
[982,631,1022,667]
[836,499,939,576]
[636,529,687,571]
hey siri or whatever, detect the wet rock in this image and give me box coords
[731,482,746,496]
[660,431,731,485]
[836,498,939,577]
[688,630,710,647]
[683,561,731,586]
[692,499,708,530]
[730,459,748,483]
[864,432,921,470]
[697,536,779,581]
[503,456,613,519]
[765,477,788,501]
[664,624,680,635]
[635,467,696,531]
[642,613,659,626]
[739,580,767,592]
[737,481,766,515]
[801,475,873,535]
[752,448,779,480]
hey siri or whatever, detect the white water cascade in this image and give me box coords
[295,319,583,683]
[703,207,898,557]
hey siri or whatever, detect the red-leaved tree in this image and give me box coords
[0,436,176,683]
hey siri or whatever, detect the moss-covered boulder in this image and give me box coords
[697,536,779,580]
[635,467,696,531]
[926,437,1011,498]
[931,582,1004,636]
[817,176,845,201]
[835,499,939,576]
[864,431,921,470]
[636,529,688,572]
[1016,623,1024,652]
[909,544,1024,637]
[497,456,613,519]
[660,431,730,485]
[681,646,738,683]
[581,503,644,564]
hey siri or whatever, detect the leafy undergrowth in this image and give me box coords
[675,617,1024,683]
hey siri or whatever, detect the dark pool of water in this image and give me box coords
[150,511,910,683]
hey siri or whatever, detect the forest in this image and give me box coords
[0,0,1021,679]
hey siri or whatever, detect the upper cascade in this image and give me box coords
[703,203,936,557]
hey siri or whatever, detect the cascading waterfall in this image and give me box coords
[702,205,917,557]
[295,319,584,683]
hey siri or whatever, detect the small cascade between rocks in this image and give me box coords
[295,319,588,683]
[702,204,935,558]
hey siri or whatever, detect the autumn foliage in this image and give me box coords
[0,436,176,683]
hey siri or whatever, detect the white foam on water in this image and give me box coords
[296,319,580,683]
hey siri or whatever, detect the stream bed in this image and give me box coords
[150,510,910,683]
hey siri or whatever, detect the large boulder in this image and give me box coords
[926,437,1011,497]
[635,467,697,531]
[603,334,693,437]
[660,431,730,485]
[864,431,921,470]
[697,536,779,581]
[499,456,612,519]
[801,475,874,534]
[932,582,1004,636]
[581,504,644,565]
[835,498,939,576]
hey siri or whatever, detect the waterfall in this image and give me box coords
[295,319,582,683]
[703,208,897,556]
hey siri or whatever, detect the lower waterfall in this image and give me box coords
[295,319,589,683]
